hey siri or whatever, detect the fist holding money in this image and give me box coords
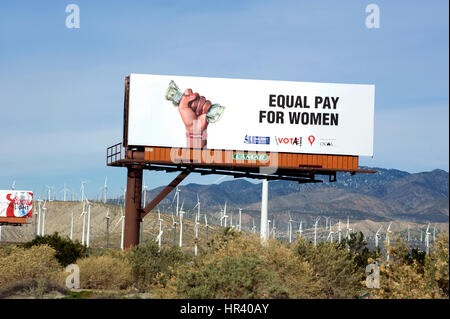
[178,89,211,148]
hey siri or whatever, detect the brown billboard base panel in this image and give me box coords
[0,217,28,226]
[108,144,376,176]
[144,147,359,171]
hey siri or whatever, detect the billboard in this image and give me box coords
[126,74,375,156]
[0,190,33,218]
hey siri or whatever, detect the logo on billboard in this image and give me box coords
[244,135,270,145]
[275,136,302,147]
[233,153,268,161]
[0,191,33,218]
[320,140,334,147]
[308,135,316,146]
[320,138,336,147]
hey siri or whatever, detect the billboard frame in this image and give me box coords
[108,76,376,249]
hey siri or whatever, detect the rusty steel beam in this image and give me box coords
[123,165,143,249]
[0,217,28,226]
[140,170,190,219]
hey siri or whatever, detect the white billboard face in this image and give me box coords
[127,74,375,156]
[0,190,33,218]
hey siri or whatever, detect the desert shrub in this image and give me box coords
[76,254,133,290]
[21,232,88,267]
[295,238,362,298]
[339,232,378,271]
[174,254,276,299]
[159,230,322,299]
[0,278,68,298]
[369,236,446,299]
[424,234,449,297]
[0,245,13,259]
[407,248,427,271]
[126,241,187,291]
[0,245,64,289]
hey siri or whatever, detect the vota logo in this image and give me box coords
[275,137,302,147]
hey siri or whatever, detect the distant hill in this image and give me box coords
[141,167,449,227]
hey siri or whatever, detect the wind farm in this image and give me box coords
[1,178,447,254]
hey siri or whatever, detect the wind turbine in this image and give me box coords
[219,207,224,226]
[36,198,42,236]
[11,180,16,190]
[346,216,352,240]
[425,223,431,254]
[252,218,256,234]
[375,225,383,248]
[337,220,342,244]
[314,217,320,246]
[386,222,392,246]
[204,214,210,241]
[223,202,228,227]
[105,209,110,248]
[102,177,108,204]
[238,208,242,232]
[327,222,334,243]
[171,211,178,244]
[113,208,125,250]
[41,200,47,236]
[142,183,149,207]
[194,209,200,256]
[70,210,74,241]
[288,213,294,243]
[61,184,69,202]
[179,200,185,248]
[297,220,303,238]
[46,186,54,202]
[80,201,87,245]
[193,195,201,254]
[172,186,181,217]
[156,209,164,251]
[325,217,330,231]
[80,181,87,202]
[86,200,92,247]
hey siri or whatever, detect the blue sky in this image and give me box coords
[0,0,448,199]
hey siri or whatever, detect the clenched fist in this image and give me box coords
[178,89,211,148]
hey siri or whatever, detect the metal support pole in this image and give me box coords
[106,213,110,248]
[124,166,143,249]
[260,179,268,242]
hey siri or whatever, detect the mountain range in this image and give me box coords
[142,167,449,227]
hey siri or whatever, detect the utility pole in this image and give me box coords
[260,179,269,242]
